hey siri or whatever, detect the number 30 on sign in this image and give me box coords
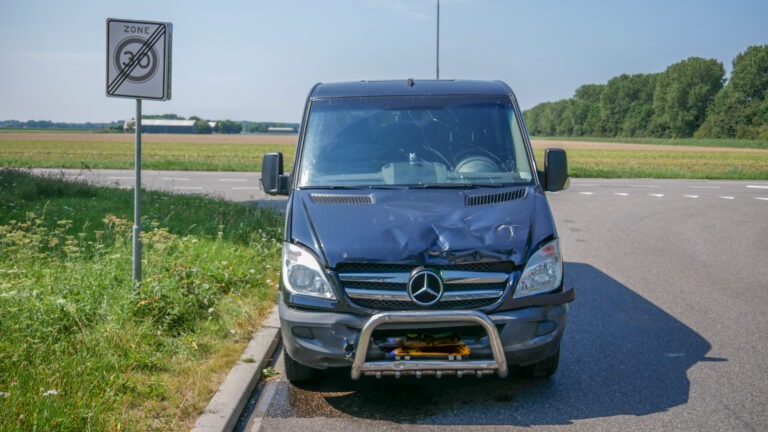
[106,18,172,100]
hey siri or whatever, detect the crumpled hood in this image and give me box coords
[289,188,549,268]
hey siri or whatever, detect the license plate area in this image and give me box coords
[377,331,471,358]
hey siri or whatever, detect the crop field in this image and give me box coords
[531,135,768,150]
[0,169,283,430]
[1,132,767,179]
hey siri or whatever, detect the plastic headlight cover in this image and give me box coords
[282,242,336,300]
[514,239,562,298]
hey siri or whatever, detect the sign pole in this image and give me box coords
[133,98,142,282]
[106,18,171,283]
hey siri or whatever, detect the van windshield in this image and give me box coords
[297,95,534,188]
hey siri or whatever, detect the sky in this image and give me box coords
[0,0,766,123]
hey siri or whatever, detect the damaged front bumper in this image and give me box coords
[350,310,508,379]
[279,288,571,378]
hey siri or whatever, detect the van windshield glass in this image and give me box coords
[297,95,534,188]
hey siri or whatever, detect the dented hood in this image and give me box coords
[289,188,550,268]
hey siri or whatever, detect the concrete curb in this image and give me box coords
[191,305,281,432]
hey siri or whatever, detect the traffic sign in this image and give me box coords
[106,18,172,100]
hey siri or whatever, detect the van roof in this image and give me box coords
[310,80,512,99]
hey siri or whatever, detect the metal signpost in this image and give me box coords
[106,18,172,282]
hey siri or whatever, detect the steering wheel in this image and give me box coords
[455,155,500,174]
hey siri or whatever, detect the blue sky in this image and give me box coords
[0,0,766,123]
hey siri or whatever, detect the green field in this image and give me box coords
[2,137,768,179]
[0,170,283,431]
[0,139,298,172]
[532,148,768,179]
[532,135,768,149]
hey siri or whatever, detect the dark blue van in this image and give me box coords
[261,80,573,382]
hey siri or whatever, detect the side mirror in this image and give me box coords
[544,148,569,191]
[261,152,290,195]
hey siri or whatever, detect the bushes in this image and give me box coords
[524,44,768,140]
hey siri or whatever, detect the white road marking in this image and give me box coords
[649,193,664,197]
[173,186,203,190]
[613,192,629,196]
[746,185,768,189]
[231,187,260,190]
[579,192,594,195]
[690,186,720,189]
[683,195,699,198]
[107,176,134,180]
[161,177,190,181]
[755,197,768,201]
[719,196,735,200]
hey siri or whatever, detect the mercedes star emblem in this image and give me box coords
[408,269,444,306]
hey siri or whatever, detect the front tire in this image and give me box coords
[518,349,560,378]
[284,348,319,383]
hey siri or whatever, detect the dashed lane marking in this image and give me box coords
[719,196,735,200]
[755,197,768,201]
[579,192,594,195]
[683,195,699,198]
[613,192,629,196]
[746,185,768,189]
[649,193,664,197]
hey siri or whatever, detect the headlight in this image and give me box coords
[514,239,562,298]
[282,242,336,300]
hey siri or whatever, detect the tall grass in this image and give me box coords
[0,169,283,430]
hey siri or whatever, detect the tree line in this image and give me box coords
[523,44,768,140]
[2,115,300,135]
[0,120,122,130]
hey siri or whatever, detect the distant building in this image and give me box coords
[123,119,197,134]
[267,126,298,134]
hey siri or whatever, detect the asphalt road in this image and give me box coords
[31,169,768,431]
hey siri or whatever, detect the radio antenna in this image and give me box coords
[436,0,440,79]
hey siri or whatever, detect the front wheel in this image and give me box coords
[517,349,560,379]
[284,348,319,383]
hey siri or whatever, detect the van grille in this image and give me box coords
[336,263,516,311]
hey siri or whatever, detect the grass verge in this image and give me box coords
[531,135,768,149]
[0,169,283,431]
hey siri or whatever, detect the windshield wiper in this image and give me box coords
[300,185,370,190]
[408,184,476,189]
[409,183,512,189]
[300,185,408,190]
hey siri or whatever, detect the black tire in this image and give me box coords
[284,348,319,383]
[518,349,560,379]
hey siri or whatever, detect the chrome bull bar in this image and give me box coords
[350,310,508,380]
